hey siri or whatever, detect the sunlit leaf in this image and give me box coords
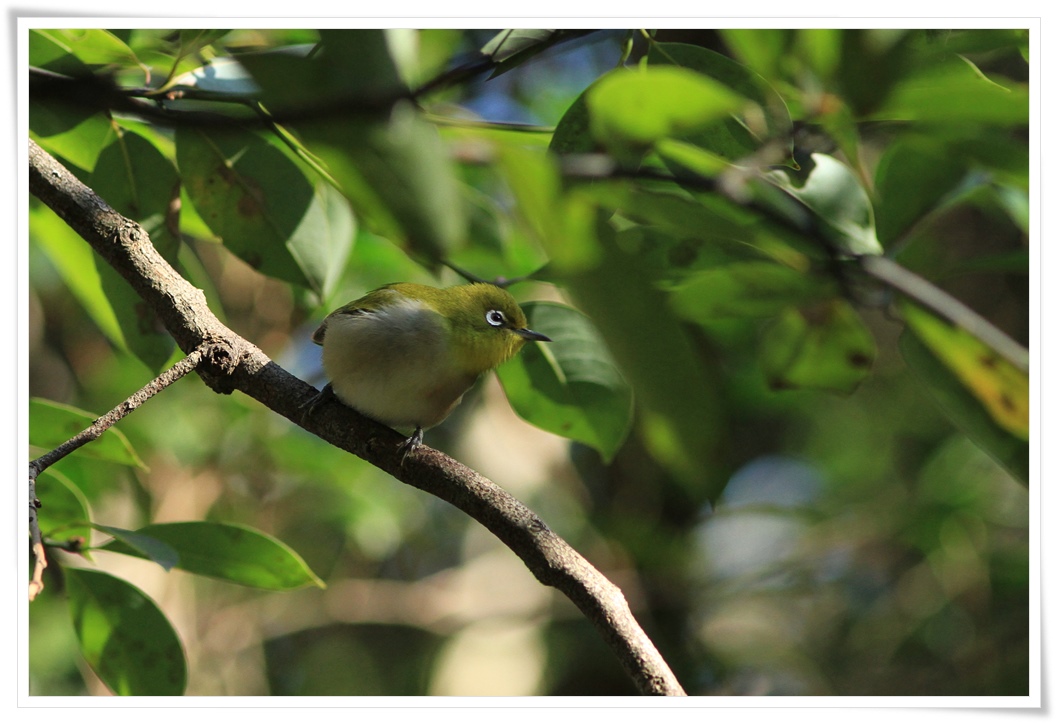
[497,302,633,462]
[32,28,138,66]
[901,303,1028,440]
[65,568,187,695]
[100,522,326,590]
[648,42,793,162]
[767,153,881,255]
[587,66,745,161]
[900,328,1028,485]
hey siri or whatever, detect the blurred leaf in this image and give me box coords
[900,325,1028,485]
[28,43,113,175]
[36,470,92,543]
[100,522,326,590]
[670,262,837,320]
[871,56,1028,124]
[65,568,187,695]
[718,29,791,81]
[759,300,877,393]
[237,31,464,262]
[303,103,463,266]
[29,29,90,73]
[562,217,729,500]
[550,82,598,155]
[587,66,745,161]
[794,28,844,82]
[873,136,969,246]
[176,127,354,295]
[767,153,881,255]
[32,28,138,67]
[648,42,793,162]
[836,29,914,115]
[498,146,600,271]
[901,303,1028,441]
[29,398,147,469]
[94,524,179,571]
[30,204,125,346]
[497,302,633,462]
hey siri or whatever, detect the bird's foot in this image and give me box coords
[300,382,335,423]
[397,426,424,464]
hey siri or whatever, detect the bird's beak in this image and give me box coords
[515,328,551,343]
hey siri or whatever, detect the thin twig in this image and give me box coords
[29,347,206,480]
[27,347,205,602]
[858,255,1028,372]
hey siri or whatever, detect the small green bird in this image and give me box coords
[308,282,551,460]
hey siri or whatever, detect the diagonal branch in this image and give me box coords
[27,138,685,696]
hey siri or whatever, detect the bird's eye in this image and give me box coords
[485,310,506,327]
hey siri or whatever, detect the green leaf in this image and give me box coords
[302,105,464,266]
[29,29,89,73]
[587,66,745,160]
[28,102,112,174]
[94,525,179,571]
[899,326,1028,485]
[759,300,877,393]
[90,127,180,260]
[65,568,187,695]
[497,302,633,462]
[498,146,600,271]
[648,42,793,162]
[176,127,354,294]
[550,83,598,155]
[873,136,969,246]
[871,56,1028,125]
[835,29,915,116]
[900,303,1028,441]
[559,217,729,500]
[87,128,181,371]
[36,470,92,543]
[30,202,130,349]
[32,28,138,67]
[718,29,791,81]
[767,153,881,255]
[100,522,326,590]
[670,262,837,320]
[29,398,147,469]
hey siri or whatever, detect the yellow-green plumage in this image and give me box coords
[310,283,549,458]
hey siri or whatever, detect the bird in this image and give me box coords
[306,282,551,460]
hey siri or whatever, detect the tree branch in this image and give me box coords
[27,138,686,696]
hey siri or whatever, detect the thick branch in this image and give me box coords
[28,139,685,696]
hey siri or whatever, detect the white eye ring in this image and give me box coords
[486,310,506,327]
